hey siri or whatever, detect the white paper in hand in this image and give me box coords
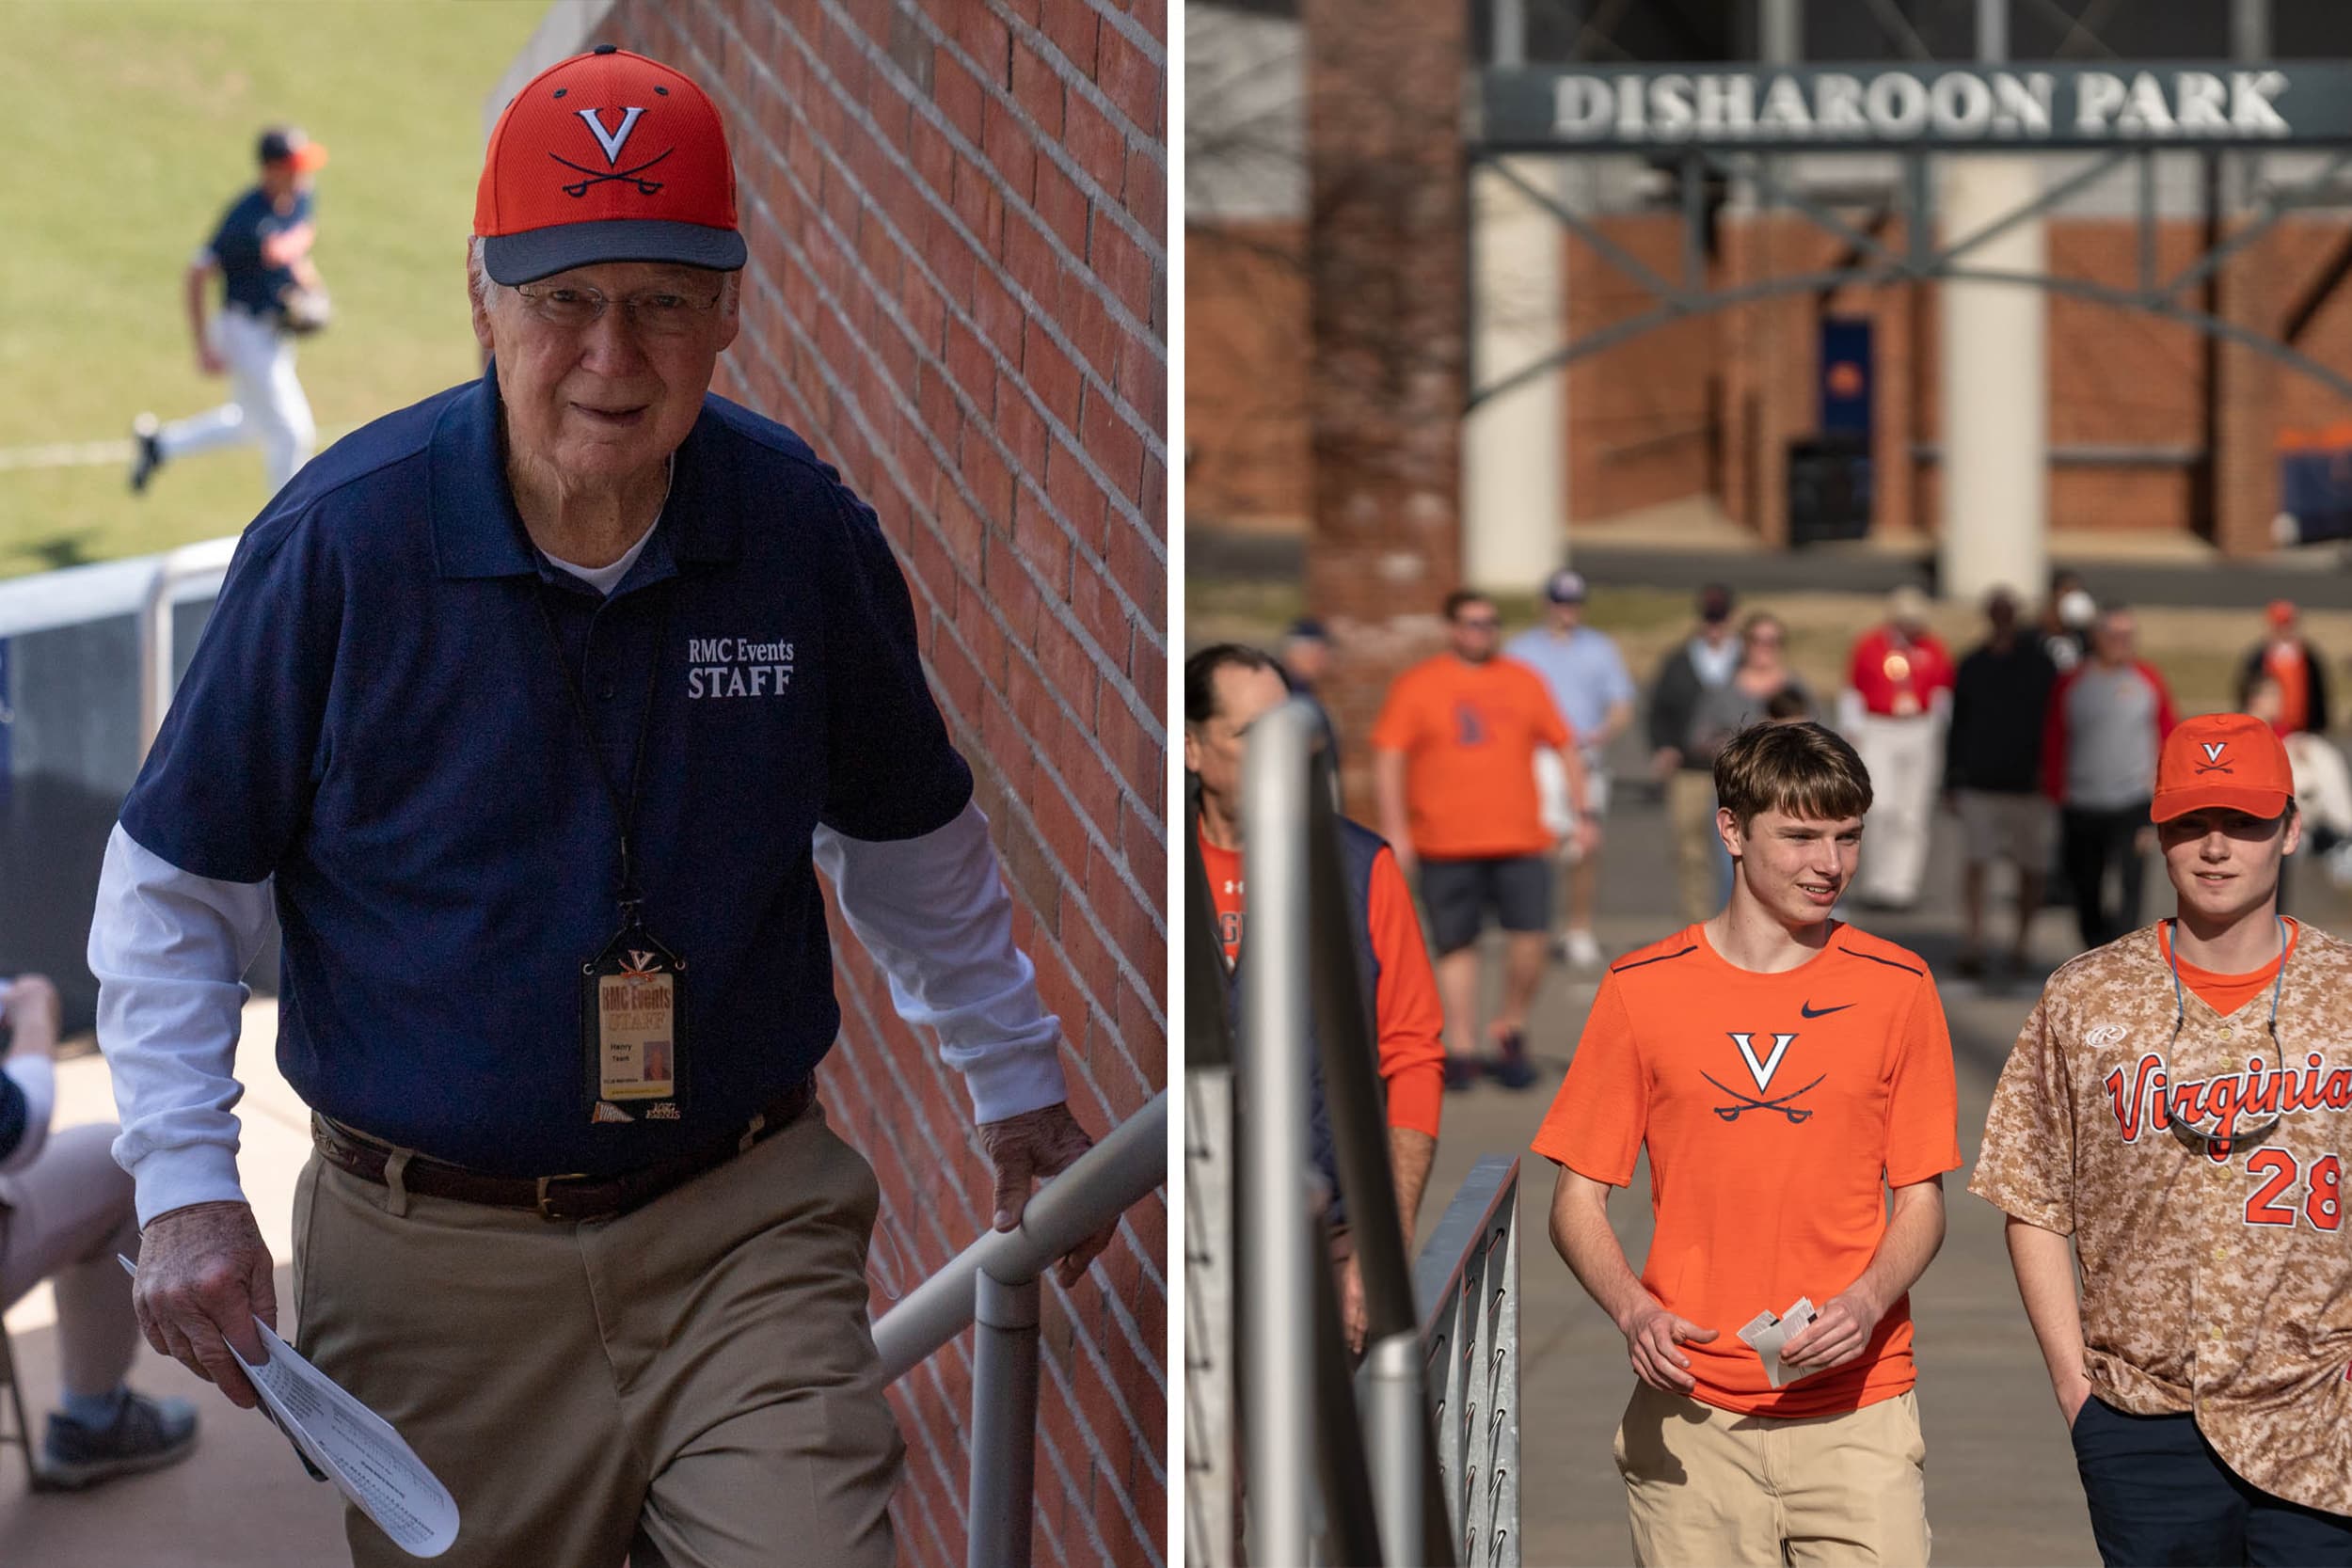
[228,1322,459,1558]
[1735,1295,1820,1389]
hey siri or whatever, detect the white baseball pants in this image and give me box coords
[158,306,316,494]
[1853,711,1941,907]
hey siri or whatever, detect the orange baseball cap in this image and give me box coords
[258,126,327,172]
[474,44,744,285]
[2151,712,2294,823]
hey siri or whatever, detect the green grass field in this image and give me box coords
[0,0,548,578]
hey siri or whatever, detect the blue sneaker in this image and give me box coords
[40,1390,199,1490]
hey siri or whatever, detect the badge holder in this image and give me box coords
[580,910,689,1124]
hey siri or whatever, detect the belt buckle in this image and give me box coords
[533,1173,595,1223]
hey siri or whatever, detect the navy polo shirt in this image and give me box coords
[208,185,315,318]
[120,370,973,1176]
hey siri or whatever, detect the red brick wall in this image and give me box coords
[589,5,1167,1566]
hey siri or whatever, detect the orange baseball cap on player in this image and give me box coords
[2151,712,2295,823]
[258,127,328,172]
[474,44,745,286]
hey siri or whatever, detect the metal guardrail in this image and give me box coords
[1411,1157,1523,1568]
[869,1090,1168,1568]
[136,536,239,749]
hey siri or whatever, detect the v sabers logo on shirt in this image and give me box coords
[686,637,795,699]
[1704,1030,1826,1124]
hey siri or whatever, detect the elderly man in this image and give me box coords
[89,48,1104,1568]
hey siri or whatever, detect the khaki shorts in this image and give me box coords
[1955,790,2056,870]
[1614,1382,1931,1566]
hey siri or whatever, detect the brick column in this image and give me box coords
[2215,226,2284,559]
[1300,0,1467,806]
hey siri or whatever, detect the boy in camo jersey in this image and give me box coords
[1976,713,2352,1565]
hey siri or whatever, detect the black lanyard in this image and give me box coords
[532,578,672,918]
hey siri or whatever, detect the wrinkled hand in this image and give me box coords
[1340,1255,1367,1355]
[1619,1299,1718,1392]
[133,1201,275,1409]
[977,1101,1117,1288]
[1,974,60,1058]
[1779,1286,1883,1372]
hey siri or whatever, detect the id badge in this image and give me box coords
[580,923,688,1124]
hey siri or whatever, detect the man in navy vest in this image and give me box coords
[91,49,1110,1568]
[1186,643,1444,1349]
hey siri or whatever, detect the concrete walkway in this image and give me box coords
[1407,771,2352,1566]
[0,1002,350,1564]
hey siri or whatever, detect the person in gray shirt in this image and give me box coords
[2041,607,2179,949]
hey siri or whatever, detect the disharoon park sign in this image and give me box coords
[1477,63,2352,151]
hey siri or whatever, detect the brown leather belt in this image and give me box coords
[310,1079,816,1222]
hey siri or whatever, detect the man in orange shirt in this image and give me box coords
[1186,643,1447,1348]
[1534,721,1961,1564]
[1373,591,1595,1090]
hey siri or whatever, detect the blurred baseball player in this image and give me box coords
[129,125,328,499]
[1975,712,2352,1564]
[1536,721,1961,1564]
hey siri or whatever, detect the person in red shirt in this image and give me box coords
[1534,720,1960,1565]
[1840,584,1955,911]
[1373,591,1594,1090]
[1185,642,1445,1349]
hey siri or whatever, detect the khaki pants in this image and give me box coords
[1666,772,1724,925]
[1614,1383,1931,1567]
[292,1103,901,1568]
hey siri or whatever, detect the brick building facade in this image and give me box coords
[570,4,1168,1564]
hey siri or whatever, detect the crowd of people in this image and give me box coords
[1187,567,2352,1567]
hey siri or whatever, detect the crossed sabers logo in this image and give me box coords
[622,948,664,980]
[551,106,674,198]
[1703,1031,1824,1123]
[2195,740,2233,776]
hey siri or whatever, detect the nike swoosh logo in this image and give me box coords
[1800,1002,1853,1019]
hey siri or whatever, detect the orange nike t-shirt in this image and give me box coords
[1531,923,1963,1418]
[1195,825,1446,1138]
[2159,917,2299,1017]
[1369,655,1571,860]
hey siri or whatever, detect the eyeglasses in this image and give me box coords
[2164,915,2287,1160]
[1456,615,1502,630]
[510,281,724,337]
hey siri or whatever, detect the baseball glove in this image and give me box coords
[278,283,333,336]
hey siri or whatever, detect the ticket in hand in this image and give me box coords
[1736,1295,1820,1388]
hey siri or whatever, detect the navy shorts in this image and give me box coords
[2072,1396,2352,1566]
[1418,855,1551,955]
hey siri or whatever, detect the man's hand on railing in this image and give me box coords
[978,1101,1119,1287]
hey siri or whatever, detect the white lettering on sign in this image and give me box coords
[1545,67,2301,146]
[685,635,797,700]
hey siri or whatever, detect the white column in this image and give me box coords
[1938,156,2048,603]
[1463,156,1567,591]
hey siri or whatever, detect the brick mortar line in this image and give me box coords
[724,204,1171,856]
[1033,1312,1167,1567]
[728,293,1171,1034]
[1069,0,1168,71]
[729,300,1171,1067]
[687,8,1172,603]
[778,1,1168,430]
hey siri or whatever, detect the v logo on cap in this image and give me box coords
[577,106,645,166]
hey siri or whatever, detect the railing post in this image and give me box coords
[1362,1331,1424,1560]
[1240,700,1316,1566]
[137,536,238,751]
[966,1270,1041,1568]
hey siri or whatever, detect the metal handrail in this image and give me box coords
[1409,1157,1522,1568]
[137,535,240,749]
[868,1090,1167,1568]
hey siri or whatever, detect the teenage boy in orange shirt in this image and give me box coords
[1534,720,1962,1565]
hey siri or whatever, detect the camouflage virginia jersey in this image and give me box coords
[1972,922,2352,1517]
